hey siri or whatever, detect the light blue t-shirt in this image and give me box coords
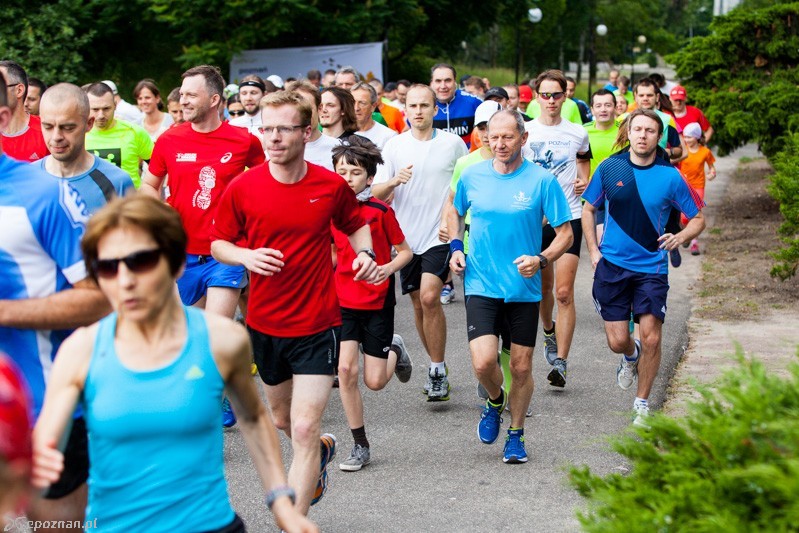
[36,155,134,215]
[454,158,571,302]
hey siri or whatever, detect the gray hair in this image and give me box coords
[351,82,377,105]
[335,66,360,83]
[488,109,525,136]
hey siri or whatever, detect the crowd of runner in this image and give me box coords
[0,58,714,531]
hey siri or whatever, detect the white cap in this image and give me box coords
[101,80,118,95]
[266,74,284,88]
[683,122,702,140]
[474,100,502,126]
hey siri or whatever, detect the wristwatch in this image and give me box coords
[358,248,377,261]
[536,254,549,269]
[266,485,296,509]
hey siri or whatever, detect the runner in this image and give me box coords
[351,82,396,150]
[581,108,706,427]
[0,60,48,162]
[679,122,716,255]
[449,110,572,463]
[373,84,468,402]
[211,91,378,513]
[319,87,358,140]
[134,79,173,142]
[430,63,481,147]
[286,80,340,171]
[229,75,266,138]
[32,195,316,533]
[331,135,413,472]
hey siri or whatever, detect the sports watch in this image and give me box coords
[358,248,377,261]
[536,254,549,269]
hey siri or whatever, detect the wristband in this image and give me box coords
[450,239,465,254]
[265,485,296,509]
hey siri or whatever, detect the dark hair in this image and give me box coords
[430,63,457,81]
[627,108,664,138]
[324,69,336,76]
[565,76,576,85]
[86,82,114,98]
[396,79,411,88]
[320,86,358,131]
[167,87,181,104]
[226,93,241,106]
[591,88,617,106]
[182,65,225,100]
[28,77,47,94]
[634,77,657,94]
[83,194,187,281]
[649,73,666,87]
[332,135,384,178]
[306,69,321,82]
[463,76,486,91]
[0,60,28,101]
[0,71,7,107]
[133,79,164,111]
[385,82,398,92]
[534,69,567,92]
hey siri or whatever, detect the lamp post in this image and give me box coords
[587,22,608,102]
[515,7,543,84]
[630,34,646,84]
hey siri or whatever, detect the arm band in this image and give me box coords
[450,239,465,254]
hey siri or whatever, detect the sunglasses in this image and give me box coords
[228,110,245,117]
[539,92,566,100]
[93,249,163,279]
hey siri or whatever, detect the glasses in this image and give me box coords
[257,125,307,135]
[228,110,245,117]
[92,249,163,279]
[539,92,565,100]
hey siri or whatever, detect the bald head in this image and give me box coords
[40,83,90,119]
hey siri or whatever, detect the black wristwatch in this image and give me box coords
[265,485,296,509]
[358,248,377,261]
[536,254,549,269]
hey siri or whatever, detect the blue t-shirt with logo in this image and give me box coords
[453,158,571,302]
[36,155,134,214]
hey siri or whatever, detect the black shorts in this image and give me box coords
[249,326,340,386]
[340,303,395,359]
[542,219,583,258]
[399,243,451,294]
[43,417,89,499]
[592,257,669,323]
[202,515,246,533]
[465,296,540,347]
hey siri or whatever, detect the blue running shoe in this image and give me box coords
[222,397,237,428]
[503,428,528,464]
[312,433,337,506]
[478,389,506,444]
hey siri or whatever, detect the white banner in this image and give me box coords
[230,42,384,83]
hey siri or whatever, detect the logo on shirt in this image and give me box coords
[184,365,205,380]
[220,152,233,163]
[193,166,217,210]
[177,153,198,162]
[616,181,625,187]
[512,190,533,211]
[59,182,90,228]
[310,198,320,203]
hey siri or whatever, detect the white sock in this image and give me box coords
[430,362,446,374]
[634,397,648,409]
[624,340,640,361]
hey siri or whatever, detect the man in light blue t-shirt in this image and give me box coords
[448,110,572,464]
[38,83,134,214]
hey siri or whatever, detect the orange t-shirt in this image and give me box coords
[680,145,715,190]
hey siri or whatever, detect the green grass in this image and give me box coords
[709,227,723,235]
[740,156,754,163]
[452,63,592,97]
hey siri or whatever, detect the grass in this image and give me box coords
[709,227,722,235]
[452,62,592,96]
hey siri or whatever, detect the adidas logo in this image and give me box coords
[616,180,624,187]
[184,365,205,380]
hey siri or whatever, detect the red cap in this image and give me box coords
[670,85,687,100]
[0,354,33,466]
[518,85,533,103]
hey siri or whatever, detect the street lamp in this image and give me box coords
[587,22,608,102]
[516,7,543,83]
[631,34,646,83]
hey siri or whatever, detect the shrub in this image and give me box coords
[768,133,799,280]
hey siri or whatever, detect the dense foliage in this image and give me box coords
[768,133,799,279]
[570,352,799,532]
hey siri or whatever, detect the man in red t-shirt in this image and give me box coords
[211,91,378,514]
[670,85,713,143]
[141,65,264,321]
[0,60,48,161]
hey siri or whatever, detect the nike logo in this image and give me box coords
[310,198,320,203]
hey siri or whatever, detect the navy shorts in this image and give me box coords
[399,243,451,294]
[249,326,340,386]
[465,296,539,347]
[542,219,582,258]
[592,257,669,323]
[177,254,247,306]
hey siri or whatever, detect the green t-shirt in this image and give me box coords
[526,97,583,125]
[450,149,491,253]
[85,119,154,188]
[584,120,621,178]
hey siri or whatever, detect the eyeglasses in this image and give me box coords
[92,249,163,279]
[257,125,307,135]
[228,110,245,117]
[539,92,566,101]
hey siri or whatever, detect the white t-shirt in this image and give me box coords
[229,113,264,143]
[115,99,143,125]
[304,133,340,171]
[375,129,467,253]
[523,118,590,220]
[357,121,396,150]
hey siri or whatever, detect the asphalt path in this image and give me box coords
[224,243,697,532]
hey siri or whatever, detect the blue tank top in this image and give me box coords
[83,306,234,532]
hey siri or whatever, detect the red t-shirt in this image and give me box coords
[148,122,264,254]
[673,106,711,133]
[212,162,365,337]
[333,198,405,310]
[1,114,48,162]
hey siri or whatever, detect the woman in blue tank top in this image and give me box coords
[31,195,317,533]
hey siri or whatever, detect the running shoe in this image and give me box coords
[440,284,455,305]
[633,402,650,428]
[427,366,450,402]
[547,358,567,388]
[669,248,682,268]
[222,397,237,428]
[339,444,370,472]
[617,339,641,390]
[542,325,558,366]
[311,433,337,505]
[503,428,528,464]
[478,390,506,444]
[392,334,413,383]
[690,240,700,256]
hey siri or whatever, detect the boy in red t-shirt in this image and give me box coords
[331,136,413,472]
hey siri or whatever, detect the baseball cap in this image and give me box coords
[683,122,702,140]
[101,80,119,95]
[518,85,533,103]
[0,353,32,467]
[474,100,502,126]
[670,85,687,100]
[484,87,509,102]
[266,74,284,89]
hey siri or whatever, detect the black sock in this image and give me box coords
[489,389,505,407]
[544,322,555,336]
[351,426,369,448]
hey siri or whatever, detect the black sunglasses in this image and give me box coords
[93,249,163,279]
[539,92,566,100]
[229,110,245,117]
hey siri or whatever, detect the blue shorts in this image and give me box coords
[592,257,669,323]
[177,254,247,306]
